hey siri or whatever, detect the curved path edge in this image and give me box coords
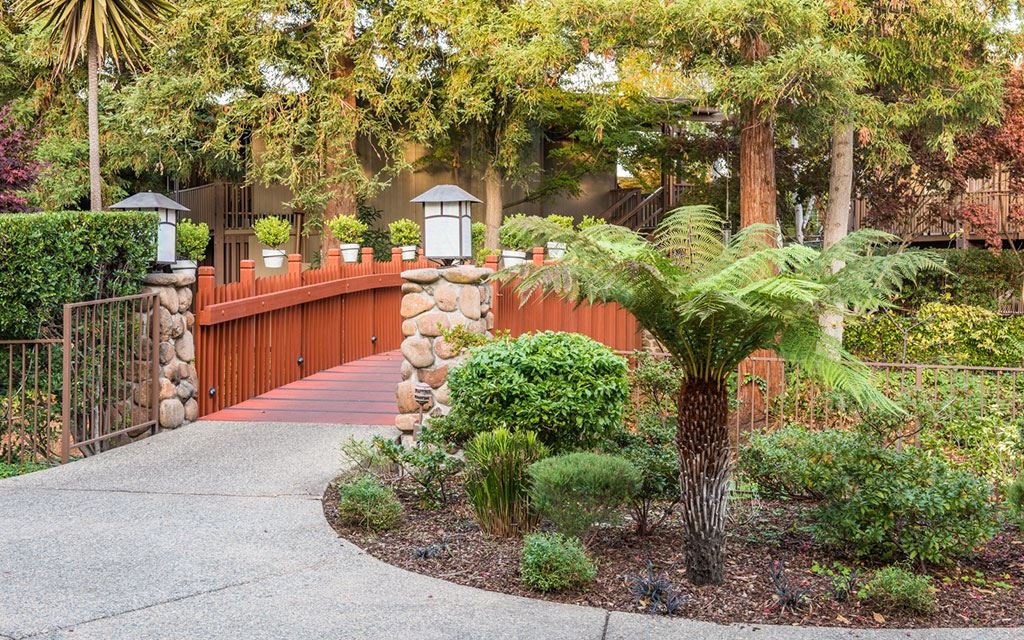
[0,422,1014,640]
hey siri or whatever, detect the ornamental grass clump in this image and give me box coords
[336,474,402,532]
[858,566,935,614]
[528,452,640,539]
[464,428,549,537]
[520,533,596,592]
[498,206,942,584]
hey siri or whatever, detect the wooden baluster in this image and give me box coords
[287,253,302,276]
[327,248,341,270]
[531,246,544,265]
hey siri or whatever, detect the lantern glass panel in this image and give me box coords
[156,209,177,264]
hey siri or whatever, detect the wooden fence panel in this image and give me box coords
[486,251,643,353]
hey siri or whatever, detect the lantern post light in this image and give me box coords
[410,184,481,265]
[110,192,190,267]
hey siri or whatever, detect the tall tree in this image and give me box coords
[819,0,1008,338]
[16,0,172,210]
[501,209,940,585]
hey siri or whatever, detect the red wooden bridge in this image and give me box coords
[195,248,640,425]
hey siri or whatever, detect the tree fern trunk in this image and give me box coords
[676,378,731,585]
[87,33,102,211]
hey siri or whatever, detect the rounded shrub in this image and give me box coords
[336,474,402,532]
[858,567,935,614]
[252,215,292,248]
[498,213,530,250]
[388,218,421,247]
[464,429,549,537]
[438,331,629,452]
[739,425,997,565]
[326,214,368,245]
[176,219,210,261]
[528,452,640,539]
[520,533,596,592]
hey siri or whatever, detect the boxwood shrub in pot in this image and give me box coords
[327,214,369,262]
[498,213,530,266]
[388,218,421,260]
[173,219,210,276]
[433,331,629,452]
[253,216,292,268]
[544,215,574,259]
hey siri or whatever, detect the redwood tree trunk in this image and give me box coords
[483,161,503,249]
[676,378,731,585]
[821,124,854,341]
[739,101,776,230]
[87,33,102,211]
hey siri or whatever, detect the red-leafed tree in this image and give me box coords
[859,67,1024,250]
[0,106,39,212]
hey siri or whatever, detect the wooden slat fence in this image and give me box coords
[195,247,431,415]
[483,251,643,353]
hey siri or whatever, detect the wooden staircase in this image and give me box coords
[601,184,685,232]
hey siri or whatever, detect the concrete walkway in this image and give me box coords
[0,422,1014,640]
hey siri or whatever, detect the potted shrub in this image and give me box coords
[173,219,209,277]
[327,214,368,262]
[499,214,529,267]
[545,214,574,259]
[388,218,421,261]
[253,216,292,268]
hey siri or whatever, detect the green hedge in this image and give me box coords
[845,303,1024,366]
[0,211,157,339]
[895,248,1024,311]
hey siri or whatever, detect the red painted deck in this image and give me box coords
[201,352,402,425]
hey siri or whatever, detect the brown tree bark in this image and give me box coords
[821,124,855,341]
[739,101,776,229]
[676,378,731,585]
[322,0,358,254]
[483,161,503,249]
[87,33,102,211]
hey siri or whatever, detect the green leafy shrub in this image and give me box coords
[858,567,935,614]
[0,211,157,339]
[520,533,596,592]
[0,460,48,479]
[326,214,368,244]
[336,474,403,532]
[464,428,549,537]
[176,219,210,261]
[528,452,640,538]
[436,332,629,452]
[577,215,603,231]
[388,218,421,247]
[845,303,1024,366]
[895,248,1024,311]
[1006,474,1024,525]
[253,215,292,248]
[739,425,997,564]
[545,214,574,230]
[498,213,530,250]
[628,351,682,419]
[919,412,1024,488]
[609,414,680,535]
[373,427,463,508]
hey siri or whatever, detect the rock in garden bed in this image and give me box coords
[323,478,1024,629]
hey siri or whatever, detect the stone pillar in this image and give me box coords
[396,265,494,436]
[140,272,199,429]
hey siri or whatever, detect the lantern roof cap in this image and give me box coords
[110,192,190,212]
[410,184,482,204]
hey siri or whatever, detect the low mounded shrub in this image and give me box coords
[528,452,640,539]
[0,211,157,339]
[464,428,549,537]
[858,567,935,614]
[436,332,629,452]
[739,425,997,565]
[520,533,596,592]
[336,474,402,532]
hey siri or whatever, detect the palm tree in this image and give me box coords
[499,207,942,586]
[17,0,172,210]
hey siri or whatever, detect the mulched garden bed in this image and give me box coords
[323,477,1024,629]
